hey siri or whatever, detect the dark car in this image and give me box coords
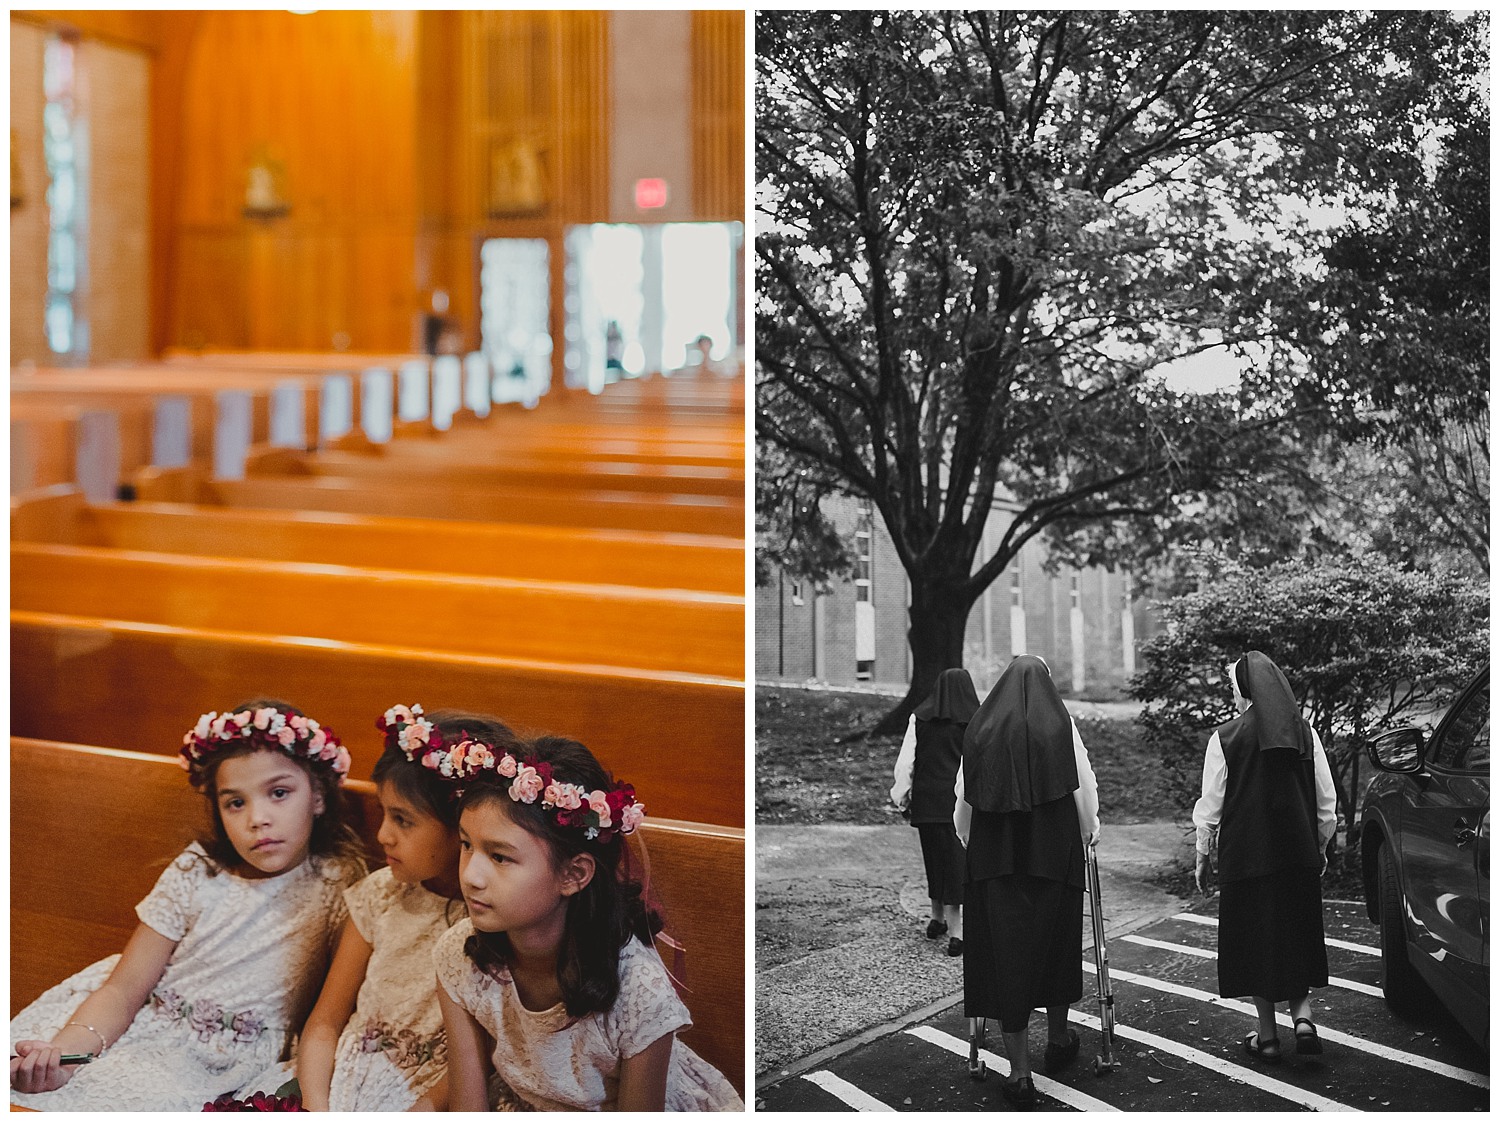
[1360,666,1488,1047]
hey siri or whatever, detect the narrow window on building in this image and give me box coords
[43,33,82,360]
[790,580,804,606]
[854,502,875,679]
[1069,574,1086,694]
[1009,565,1027,657]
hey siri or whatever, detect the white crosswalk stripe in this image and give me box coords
[763,905,1483,1113]
[1120,934,1385,997]
[1067,1010,1360,1111]
[1084,961,1488,1088]
[1171,912,1381,956]
[801,1070,897,1111]
[904,1025,1119,1111]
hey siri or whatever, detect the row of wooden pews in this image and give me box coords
[10,352,747,1093]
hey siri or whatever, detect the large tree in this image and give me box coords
[1294,66,1490,574]
[756,10,1480,731]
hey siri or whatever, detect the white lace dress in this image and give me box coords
[326,867,460,1110]
[11,844,356,1112]
[433,919,744,1111]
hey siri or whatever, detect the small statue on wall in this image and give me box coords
[488,137,547,218]
[244,146,290,219]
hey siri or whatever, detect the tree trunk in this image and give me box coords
[871,578,979,736]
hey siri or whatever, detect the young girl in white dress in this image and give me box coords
[10,700,363,1112]
[295,704,524,1111]
[434,730,744,1111]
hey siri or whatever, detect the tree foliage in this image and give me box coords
[1130,554,1489,850]
[756,10,1481,730]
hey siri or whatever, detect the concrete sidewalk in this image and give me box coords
[755,821,1193,1081]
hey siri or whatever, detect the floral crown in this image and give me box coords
[181,706,351,785]
[377,703,645,842]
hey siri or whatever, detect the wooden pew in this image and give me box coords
[12,487,744,596]
[338,426,746,473]
[11,404,82,494]
[162,348,424,371]
[9,397,156,499]
[12,376,270,457]
[159,351,429,434]
[13,363,394,456]
[246,447,746,500]
[11,738,745,1096]
[11,611,744,827]
[131,467,746,539]
[11,543,744,679]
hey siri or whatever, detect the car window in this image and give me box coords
[1433,681,1489,773]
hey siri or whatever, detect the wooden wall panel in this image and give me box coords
[463,10,609,226]
[164,11,420,352]
[10,19,49,365]
[79,38,150,363]
[14,11,745,358]
[691,11,745,224]
[14,10,172,54]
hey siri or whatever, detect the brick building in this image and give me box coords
[756,495,1158,698]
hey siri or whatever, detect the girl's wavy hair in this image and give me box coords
[373,709,524,830]
[460,733,662,1017]
[191,697,365,878]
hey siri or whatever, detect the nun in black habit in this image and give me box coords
[954,655,1100,1106]
[1192,651,1337,1062]
[891,667,981,956]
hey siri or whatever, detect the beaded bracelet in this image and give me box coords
[64,1021,108,1057]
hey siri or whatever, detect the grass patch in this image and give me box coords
[755,688,904,824]
[756,685,1181,825]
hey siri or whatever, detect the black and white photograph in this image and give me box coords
[754,9,1488,1112]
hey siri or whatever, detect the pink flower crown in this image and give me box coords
[181,707,351,784]
[377,703,645,842]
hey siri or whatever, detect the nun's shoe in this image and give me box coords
[1242,1032,1282,1063]
[999,1077,1036,1109]
[925,918,948,939]
[1293,1018,1323,1055]
[946,937,964,957]
[1043,1028,1080,1074]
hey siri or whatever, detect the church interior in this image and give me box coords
[10,9,745,1098]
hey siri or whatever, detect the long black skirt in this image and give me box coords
[964,873,1083,1031]
[916,823,966,906]
[1217,867,1328,1001]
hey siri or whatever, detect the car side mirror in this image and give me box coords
[1368,727,1425,773]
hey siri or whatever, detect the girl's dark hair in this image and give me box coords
[460,734,662,1018]
[191,698,365,878]
[372,710,524,829]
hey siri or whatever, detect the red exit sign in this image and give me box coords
[635,178,668,209]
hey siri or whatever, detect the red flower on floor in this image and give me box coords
[202,1091,305,1111]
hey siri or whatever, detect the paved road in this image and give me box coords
[756,899,1488,1112]
[756,823,1191,1074]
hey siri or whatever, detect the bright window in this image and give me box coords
[564,221,741,393]
[479,238,551,404]
[43,34,81,359]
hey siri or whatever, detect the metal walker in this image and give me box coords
[1084,839,1118,1075]
[966,840,1118,1080]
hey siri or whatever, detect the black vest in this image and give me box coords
[910,717,964,824]
[966,795,1085,890]
[1217,714,1321,883]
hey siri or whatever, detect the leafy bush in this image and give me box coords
[1131,554,1488,850]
